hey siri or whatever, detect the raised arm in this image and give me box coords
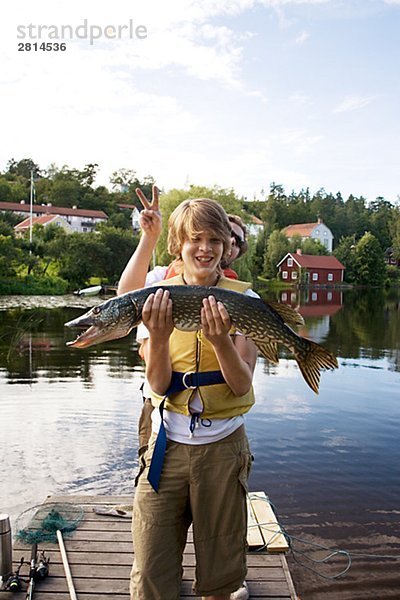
[117,185,162,295]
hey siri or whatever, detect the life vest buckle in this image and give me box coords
[182,371,197,389]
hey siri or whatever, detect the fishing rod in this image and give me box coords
[25,543,37,600]
[0,548,50,595]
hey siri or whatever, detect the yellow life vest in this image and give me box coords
[150,275,255,419]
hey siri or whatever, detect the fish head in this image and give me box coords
[65,294,141,348]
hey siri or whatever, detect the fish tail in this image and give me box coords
[294,340,338,394]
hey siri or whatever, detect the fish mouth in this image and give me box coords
[65,315,130,348]
[66,325,102,348]
[65,314,109,348]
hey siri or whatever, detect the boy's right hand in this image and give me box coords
[142,289,173,343]
[136,184,162,239]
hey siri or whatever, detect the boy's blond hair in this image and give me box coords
[167,198,232,273]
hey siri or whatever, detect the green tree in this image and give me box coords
[334,235,357,283]
[369,197,393,250]
[389,205,400,260]
[57,233,110,288]
[354,232,386,287]
[0,177,14,202]
[251,228,268,280]
[110,168,138,191]
[0,212,20,229]
[97,226,137,283]
[300,238,328,255]
[29,224,69,275]
[0,235,24,277]
[44,163,99,207]
[6,158,41,179]
[263,230,289,278]
[258,183,288,236]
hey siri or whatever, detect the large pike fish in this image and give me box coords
[65,286,338,393]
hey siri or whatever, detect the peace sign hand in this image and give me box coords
[135,184,162,239]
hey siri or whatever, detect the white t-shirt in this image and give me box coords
[137,267,259,445]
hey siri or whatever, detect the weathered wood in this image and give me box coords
[6,494,297,600]
[247,494,266,548]
[249,491,290,553]
[12,549,285,567]
[279,554,299,600]
[9,561,288,581]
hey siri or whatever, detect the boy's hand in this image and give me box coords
[135,184,162,239]
[201,296,231,346]
[142,289,173,342]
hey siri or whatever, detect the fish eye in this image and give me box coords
[92,306,102,315]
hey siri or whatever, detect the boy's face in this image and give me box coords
[181,232,224,284]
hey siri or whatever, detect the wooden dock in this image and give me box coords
[4,494,298,599]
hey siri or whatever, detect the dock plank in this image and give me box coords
[4,494,297,599]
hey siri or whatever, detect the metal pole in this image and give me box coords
[29,170,34,254]
[25,543,37,600]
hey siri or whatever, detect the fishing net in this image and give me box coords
[16,503,84,545]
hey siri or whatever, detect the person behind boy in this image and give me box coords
[130,197,258,600]
[118,185,248,294]
[118,186,250,461]
[118,189,252,599]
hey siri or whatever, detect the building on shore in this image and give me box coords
[282,218,334,252]
[277,249,345,285]
[0,201,108,233]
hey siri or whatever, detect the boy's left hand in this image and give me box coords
[201,296,231,344]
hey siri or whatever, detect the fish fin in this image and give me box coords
[254,340,279,364]
[268,302,305,328]
[294,340,338,394]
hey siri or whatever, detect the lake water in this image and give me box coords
[0,288,399,599]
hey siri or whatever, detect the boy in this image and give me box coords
[118,185,248,294]
[118,186,250,463]
[130,198,258,600]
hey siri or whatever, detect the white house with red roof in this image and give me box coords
[0,201,108,233]
[14,214,73,237]
[277,250,345,285]
[282,218,333,252]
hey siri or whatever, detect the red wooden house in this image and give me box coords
[277,250,345,285]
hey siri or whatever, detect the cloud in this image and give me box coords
[295,30,310,44]
[289,93,310,103]
[384,0,400,5]
[333,95,376,114]
[277,128,324,153]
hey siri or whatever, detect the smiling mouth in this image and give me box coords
[195,256,213,264]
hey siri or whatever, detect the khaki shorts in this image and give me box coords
[130,425,252,599]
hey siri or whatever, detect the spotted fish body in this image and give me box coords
[65,285,338,393]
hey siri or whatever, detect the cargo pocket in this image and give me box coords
[238,450,253,493]
[134,453,147,487]
[134,433,157,487]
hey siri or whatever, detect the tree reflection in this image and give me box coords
[0,306,145,384]
[259,287,400,372]
[0,289,399,382]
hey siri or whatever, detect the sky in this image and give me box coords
[1,0,399,204]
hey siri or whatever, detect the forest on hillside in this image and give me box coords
[0,158,399,293]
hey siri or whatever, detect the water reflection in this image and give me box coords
[0,289,400,598]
